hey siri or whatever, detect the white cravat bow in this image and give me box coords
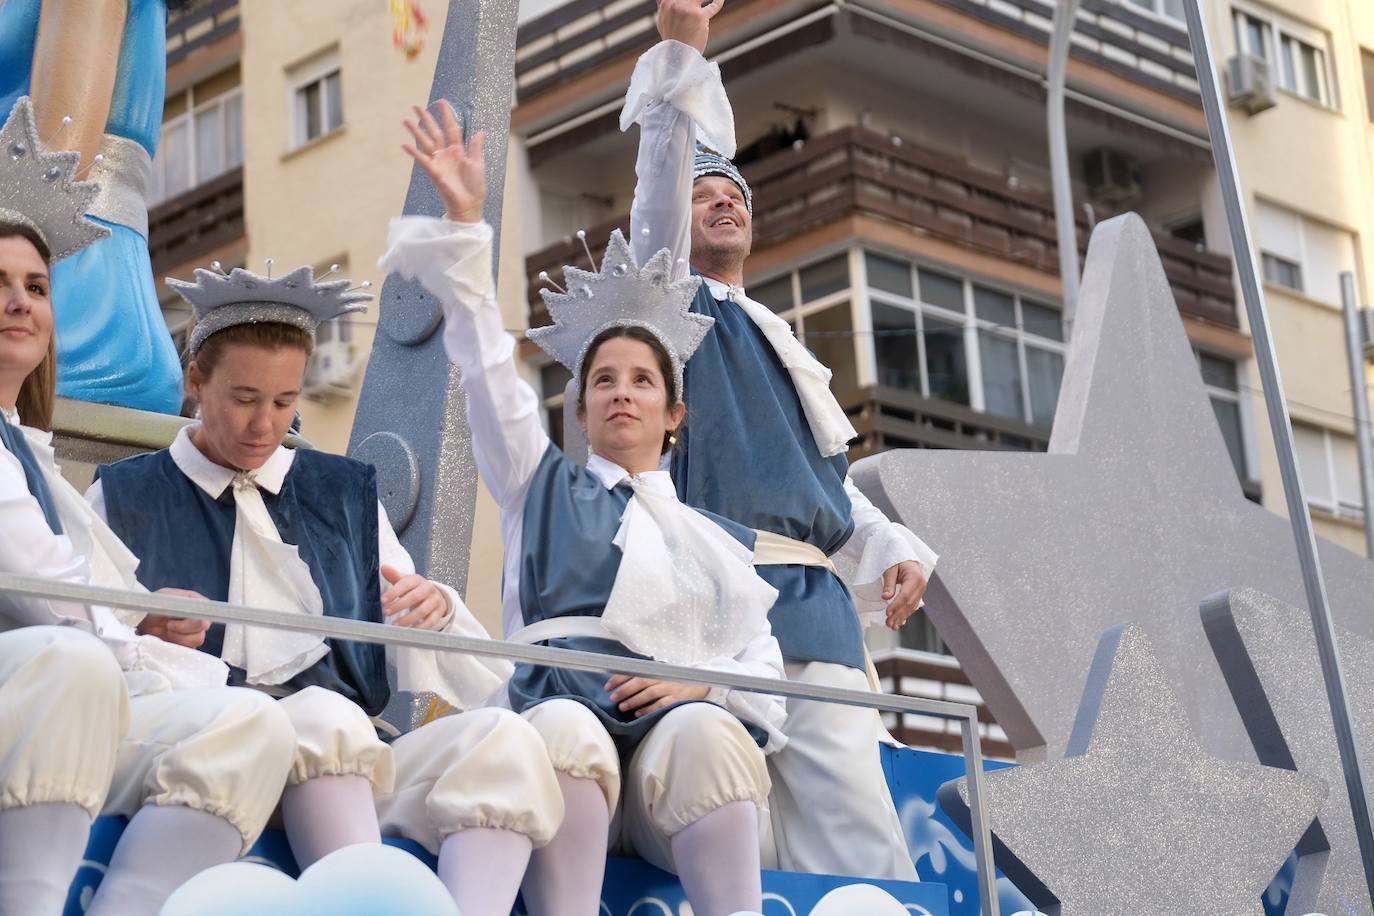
[601,476,778,666]
[220,470,330,684]
[712,282,858,457]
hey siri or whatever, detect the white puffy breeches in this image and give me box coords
[279,687,564,853]
[0,626,128,816]
[765,660,917,880]
[523,699,771,874]
[103,684,296,854]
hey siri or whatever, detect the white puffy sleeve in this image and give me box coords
[838,475,940,627]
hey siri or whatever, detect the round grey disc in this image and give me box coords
[353,431,421,531]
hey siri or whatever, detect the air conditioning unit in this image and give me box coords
[302,340,361,400]
[1082,147,1141,205]
[1228,54,1277,115]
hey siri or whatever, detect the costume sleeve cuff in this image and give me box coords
[847,524,940,624]
[706,685,789,754]
[620,39,736,156]
[389,589,514,712]
[378,216,495,311]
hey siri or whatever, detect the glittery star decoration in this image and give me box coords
[851,213,1374,763]
[1203,587,1374,914]
[940,624,1326,916]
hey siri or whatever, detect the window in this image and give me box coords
[1232,7,1334,107]
[150,86,243,205]
[540,361,573,451]
[1195,350,1251,485]
[1363,48,1374,123]
[1254,200,1355,304]
[864,252,1065,427]
[1124,0,1185,22]
[1295,423,1364,517]
[290,51,344,149]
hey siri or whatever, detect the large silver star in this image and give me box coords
[1204,587,1374,914]
[852,213,1374,764]
[942,624,1326,916]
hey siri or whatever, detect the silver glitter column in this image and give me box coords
[348,0,519,593]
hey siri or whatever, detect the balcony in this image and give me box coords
[166,0,240,67]
[147,166,245,277]
[845,386,1051,458]
[524,126,1239,331]
[874,650,1015,760]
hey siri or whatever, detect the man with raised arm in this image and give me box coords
[619,0,940,881]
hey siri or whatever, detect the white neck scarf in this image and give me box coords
[220,470,330,684]
[602,476,777,665]
[705,279,858,457]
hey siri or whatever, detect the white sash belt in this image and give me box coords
[750,529,837,574]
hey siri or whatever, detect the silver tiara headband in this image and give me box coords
[168,263,372,357]
[528,229,712,396]
[0,97,110,261]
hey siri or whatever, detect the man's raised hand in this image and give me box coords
[656,0,724,55]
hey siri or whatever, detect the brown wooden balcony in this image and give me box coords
[166,0,240,67]
[147,167,245,278]
[874,651,1016,761]
[523,126,1239,332]
[844,386,1051,459]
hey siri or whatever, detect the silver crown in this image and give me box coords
[169,262,372,356]
[528,229,712,395]
[0,97,109,261]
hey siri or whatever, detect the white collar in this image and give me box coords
[585,452,678,499]
[170,424,296,499]
[1,407,16,426]
[701,275,747,302]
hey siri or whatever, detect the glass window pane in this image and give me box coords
[872,303,919,392]
[979,331,1023,420]
[973,286,1015,328]
[161,121,191,199]
[301,80,322,141]
[1301,43,1322,102]
[1021,299,1063,342]
[540,361,572,402]
[1295,424,1334,506]
[799,255,849,302]
[1280,36,1298,91]
[1211,397,1248,481]
[1161,0,1184,20]
[1026,346,1063,427]
[801,303,858,400]
[1246,16,1268,60]
[195,103,224,183]
[750,275,794,314]
[325,70,344,131]
[1332,433,1362,510]
[224,95,244,170]
[865,252,913,298]
[1198,353,1238,390]
[923,313,968,405]
[1262,253,1303,291]
[918,268,964,313]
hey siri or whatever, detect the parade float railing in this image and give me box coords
[0,572,1004,916]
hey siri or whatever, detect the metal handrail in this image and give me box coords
[0,572,1001,913]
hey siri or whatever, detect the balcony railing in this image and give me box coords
[147,166,245,276]
[166,0,240,67]
[874,650,1015,760]
[844,386,1052,458]
[524,127,1239,331]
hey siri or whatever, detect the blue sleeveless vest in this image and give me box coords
[97,448,388,715]
[510,445,766,753]
[0,420,62,535]
[672,282,865,670]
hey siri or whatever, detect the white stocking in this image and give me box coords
[520,772,609,916]
[437,826,532,916]
[87,804,242,916]
[669,801,762,916]
[280,774,381,869]
[0,803,91,916]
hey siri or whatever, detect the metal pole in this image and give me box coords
[1341,272,1374,558]
[962,717,1001,916]
[1047,0,1082,330]
[1183,1,1374,899]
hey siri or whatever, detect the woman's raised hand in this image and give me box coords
[402,101,487,224]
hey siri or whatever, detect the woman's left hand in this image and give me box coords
[606,674,711,717]
[381,564,449,630]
